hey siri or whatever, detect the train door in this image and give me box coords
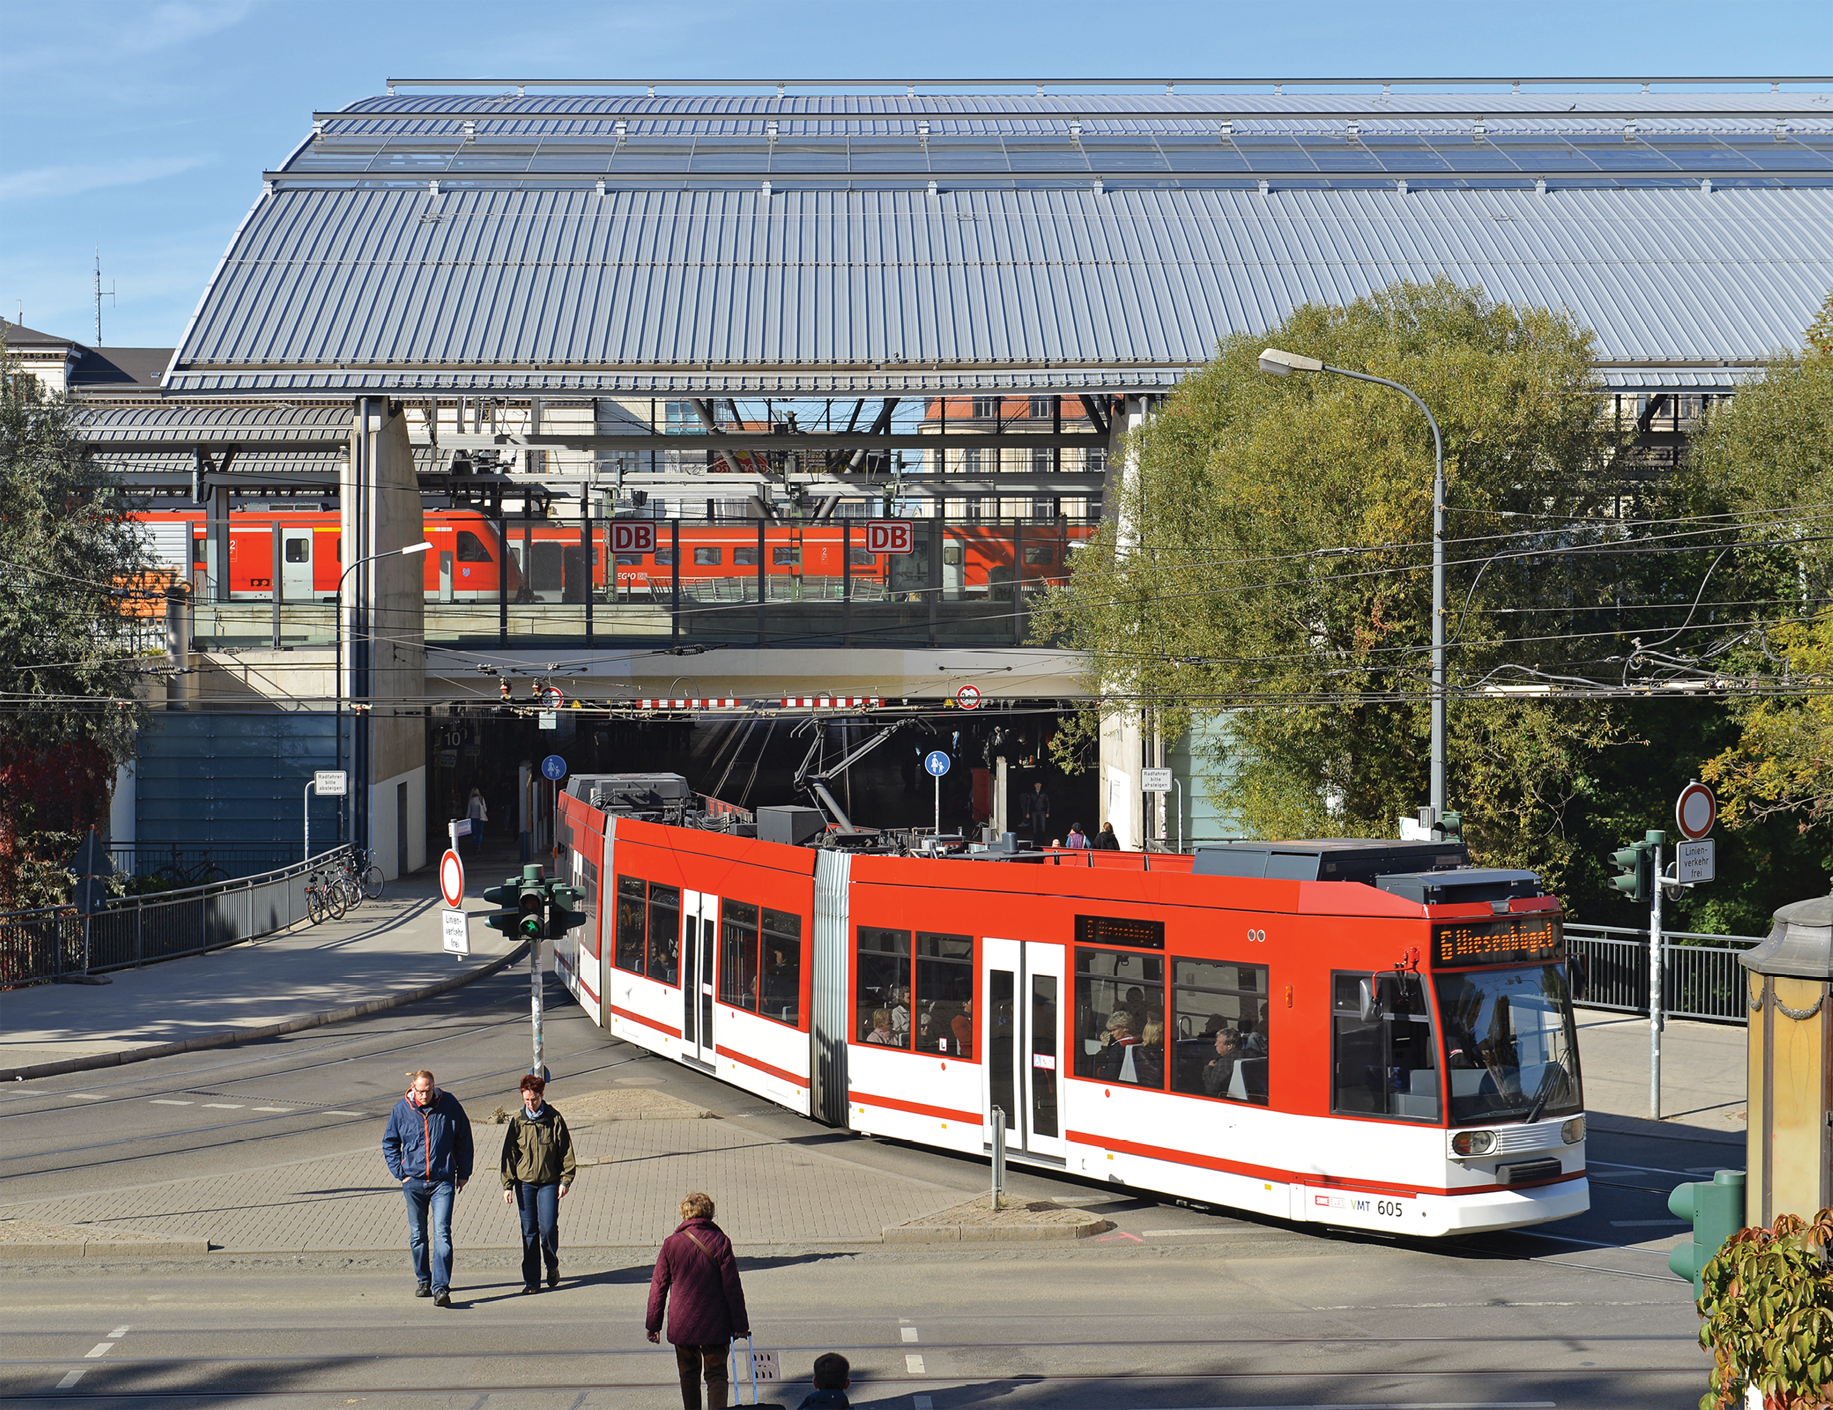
[680,890,718,1065]
[281,529,314,600]
[438,550,454,602]
[981,938,1066,1162]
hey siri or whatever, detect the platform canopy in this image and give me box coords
[164,79,1833,398]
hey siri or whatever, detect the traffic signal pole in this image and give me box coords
[531,934,546,1081]
[1648,830,1665,1120]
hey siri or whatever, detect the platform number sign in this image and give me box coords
[611,521,657,555]
[865,520,915,554]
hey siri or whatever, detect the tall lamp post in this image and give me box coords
[333,541,433,846]
[1257,349,1447,817]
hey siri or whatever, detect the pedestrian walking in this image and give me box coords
[646,1191,751,1410]
[1022,780,1052,841]
[381,1068,473,1307]
[467,786,488,853]
[500,1074,576,1293]
[1093,820,1121,850]
[797,1353,851,1408]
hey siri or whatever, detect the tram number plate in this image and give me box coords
[1313,1190,1412,1220]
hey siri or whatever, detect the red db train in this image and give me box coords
[136,509,1087,604]
[551,777,1589,1237]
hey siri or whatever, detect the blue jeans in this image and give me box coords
[401,1177,455,1293]
[515,1181,560,1285]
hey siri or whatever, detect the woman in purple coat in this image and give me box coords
[646,1191,751,1410]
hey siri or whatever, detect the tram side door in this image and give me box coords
[680,891,718,1066]
[280,530,314,601]
[981,938,1067,1162]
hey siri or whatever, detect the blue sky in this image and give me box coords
[3,0,1829,349]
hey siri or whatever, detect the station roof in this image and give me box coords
[166,81,1833,397]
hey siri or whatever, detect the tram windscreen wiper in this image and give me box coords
[1520,1061,1567,1126]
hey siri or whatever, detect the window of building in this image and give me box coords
[455,531,493,563]
[856,927,913,1049]
[664,400,698,433]
[960,447,982,474]
[1331,970,1438,1120]
[1029,396,1054,420]
[915,932,973,1056]
[1030,446,1054,475]
[734,545,758,566]
[1074,947,1164,1088]
[1171,958,1269,1104]
[971,397,1000,420]
[694,547,723,566]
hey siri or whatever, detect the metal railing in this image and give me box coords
[108,839,305,885]
[1566,922,1763,1025]
[0,846,353,989]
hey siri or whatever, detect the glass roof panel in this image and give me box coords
[1290,142,1392,173]
[1003,142,1093,173]
[922,139,1018,171]
[1362,141,1453,172]
[842,141,935,172]
[1075,137,1171,172]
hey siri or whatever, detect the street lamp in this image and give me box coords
[334,542,433,846]
[1258,348,1447,817]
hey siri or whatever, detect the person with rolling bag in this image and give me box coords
[645,1191,751,1410]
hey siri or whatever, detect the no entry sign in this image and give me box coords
[611,521,657,554]
[865,520,915,554]
[956,684,981,709]
[1675,780,1716,840]
[439,848,466,909]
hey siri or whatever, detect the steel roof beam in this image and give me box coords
[378,76,1833,90]
[314,104,1833,123]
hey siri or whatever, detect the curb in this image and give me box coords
[881,1216,1111,1244]
[0,1240,213,1259]
[1,941,532,1084]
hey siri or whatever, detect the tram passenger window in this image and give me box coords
[1172,959,1270,1104]
[760,908,802,1027]
[646,884,680,985]
[1074,948,1165,1089]
[720,900,760,1011]
[915,933,973,1056]
[455,531,493,563]
[1331,971,1439,1121]
[856,928,913,1050]
[694,547,723,566]
[615,876,647,974]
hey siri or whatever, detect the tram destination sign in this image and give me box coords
[1432,914,1563,968]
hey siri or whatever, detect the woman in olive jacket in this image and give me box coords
[499,1074,577,1293]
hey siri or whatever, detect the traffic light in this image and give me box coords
[1609,840,1653,904]
[482,874,524,937]
[547,881,588,939]
[1668,1169,1746,1299]
[484,864,552,944]
[1439,811,1463,844]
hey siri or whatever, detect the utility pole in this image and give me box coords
[93,247,114,345]
[1648,829,1666,1120]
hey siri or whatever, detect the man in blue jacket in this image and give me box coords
[382,1068,473,1306]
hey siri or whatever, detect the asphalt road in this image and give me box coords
[0,967,1720,1408]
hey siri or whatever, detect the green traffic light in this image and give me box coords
[1667,1170,1745,1299]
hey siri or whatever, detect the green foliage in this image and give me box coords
[1035,276,1634,889]
[1696,1210,1833,1410]
[0,340,151,907]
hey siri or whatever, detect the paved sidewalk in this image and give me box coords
[0,843,525,1074]
[1576,1009,1747,1146]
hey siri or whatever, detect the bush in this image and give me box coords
[1697,1210,1833,1408]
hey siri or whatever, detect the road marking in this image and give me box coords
[148,1100,191,1106]
[253,1107,292,1113]
[1124,1404,1556,1409]
[202,1103,243,1109]
[1097,1230,1145,1242]
[1610,1219,1690,1228]
[904,1353,925,1374]
[901,1326,919,1343]
[913,1398,933,1410]
[108,1327,129,1339]
[1591,1159,1723,1180]
[55,1371,84,1389]
[68,1093,104,1101]
[323,1110,366,1117]
[84,1343,113,1358]
[1142,1228,1213,1236]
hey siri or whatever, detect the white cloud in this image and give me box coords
[125,0,260,53]
[0,156,210,203]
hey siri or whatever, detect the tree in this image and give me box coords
[1035,277,1647,899]
[0,342,152,908]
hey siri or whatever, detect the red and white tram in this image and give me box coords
[552,778,1588,1238]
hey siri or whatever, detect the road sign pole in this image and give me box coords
[532,935,546,1078]
[304,781,314,864]
[1649,830,1665,1120]
[934,770,941,836]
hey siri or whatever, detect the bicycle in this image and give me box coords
[353,847,385,901]
[304,866,345,924]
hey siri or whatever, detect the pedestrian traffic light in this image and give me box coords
[1668,1169,1746,1299]
[1609,840,1653,904]
[1439,811,1463,844]
[547,881,588,939]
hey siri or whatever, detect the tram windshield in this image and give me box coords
[1433,965,1582,1126]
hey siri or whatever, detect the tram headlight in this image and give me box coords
[1561,1115,1586,1145]
[1452,1129,1497,1157]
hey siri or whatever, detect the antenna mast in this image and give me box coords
[93,247,115,344]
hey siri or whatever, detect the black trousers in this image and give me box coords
[673,1342,729,1410]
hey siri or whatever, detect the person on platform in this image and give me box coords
[797,1353,853,1409]
[1022,781,1052,841]
[646,1191,752,1410]
[1202,1029,1243,1098]
[381,1068,473,1306]
[1065,822,1089,849]
[500,1074,576,1294]
[1093,821,1120,850]
[467,787,488,853]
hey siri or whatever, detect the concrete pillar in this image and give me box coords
[341,400,427,879]
[1095,395,1157,850]
[109,761,136,847]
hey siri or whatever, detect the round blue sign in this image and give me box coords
[924,750,951,778]
[541,754,568,781]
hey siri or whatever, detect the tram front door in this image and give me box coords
[681,891,718,1065]
[980,938,1066,1162]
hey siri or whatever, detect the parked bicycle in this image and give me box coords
[348,847,385,901]
[304,865,346,925]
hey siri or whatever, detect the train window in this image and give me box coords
[760,908,802,1027]
[848,547,875,566]
[455,531,493,563]
[694,547,723,566]
[914,932,973,1057]
[614,554,643,566]
[1331,971,1439,1122]
[615,876,647,974]
[1022,545,1055,566]
[646,884,680,985]
[733,546,758,566]
[856,927,914,1050]
[719,900,760,1011]
[773,546,800,566]
[1074,948,1165,1088]
[1171,959,1270,1104]
[284,539,310,563]
[654,549,676,565]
